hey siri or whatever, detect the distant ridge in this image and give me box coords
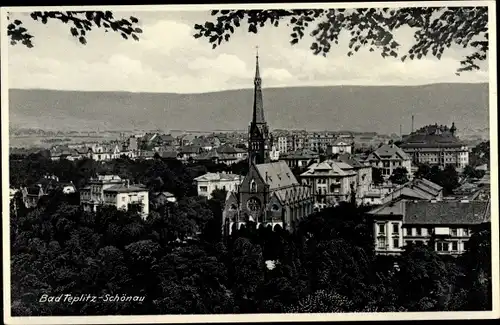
[8,83,489,136]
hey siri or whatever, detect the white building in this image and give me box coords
[367,199,490,256]
[80,175,149,218]
[328,139,353,155]
[194,172,242,199]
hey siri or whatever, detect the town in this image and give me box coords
[6,6,493,318]
[10,54,491,258]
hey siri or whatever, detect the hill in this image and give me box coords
[8,83,489,136]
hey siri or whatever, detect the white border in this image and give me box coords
[2,1,499,324]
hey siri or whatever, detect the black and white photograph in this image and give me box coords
[2,1,498,324]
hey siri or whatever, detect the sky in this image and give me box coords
[7,8,490,94]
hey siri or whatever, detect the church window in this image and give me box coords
[247,198,261,212]
[230,204,237,211]
[250,180,257,193]
[271,204,280,211]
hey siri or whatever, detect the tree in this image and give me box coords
[194,7,488,74]
[7,11,143,47]
[440,165,460,194]
[463,165,485,180]
[372,167,384,186]
[389,167,409,185]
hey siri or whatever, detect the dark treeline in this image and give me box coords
[9,154,492,315]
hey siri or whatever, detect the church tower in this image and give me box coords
[248,48,271,166]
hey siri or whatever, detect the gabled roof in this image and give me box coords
[255,161,299,190]
[367,144,410,161]
[158,134,175,142]
[300,160,356,177]
[336,153,364,168]
[404,200,490,225]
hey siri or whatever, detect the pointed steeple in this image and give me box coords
[252,46,265,124]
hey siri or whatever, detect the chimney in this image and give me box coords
[265,171,268,182]
[126,179,130,188]
[411,115,414,133]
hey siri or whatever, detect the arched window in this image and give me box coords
[250,180,257,193]
[271,204,280,211]
[230,204,237,211]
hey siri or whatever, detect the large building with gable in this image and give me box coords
[223,51,314,234]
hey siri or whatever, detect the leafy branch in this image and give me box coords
[193,7,488,75]
[7,11,143,47]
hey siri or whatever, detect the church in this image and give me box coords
[223,50,315,235]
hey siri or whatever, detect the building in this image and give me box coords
[307,132,337,153]
[80,175,149,218]
[400,123,469,170]
[365,143,412,179]
[300,159,358,210]
[327,138,353,155]
[151,191,177,209]
[20,175,75,208]
[224,161,314,233]
[279,149,319,169]
[194,172,243,199]
[223,52,314,234]
[363,177,443,206]
[368,199,490,256]
[89,143,122,161]
[334,153,372,202]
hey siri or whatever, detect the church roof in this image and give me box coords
[255,161,298,190]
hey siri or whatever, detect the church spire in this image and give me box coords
[252,46,265,124]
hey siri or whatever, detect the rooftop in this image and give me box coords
[194,172,241,182]
[103,183,148,193]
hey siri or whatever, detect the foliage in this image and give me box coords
[469,141,490,168]
[389,167,409,185]
[415,163,460,194]
[8,11,143,47]
[463,165,486,180]
[193,7,488,74]
[9,155,491,315]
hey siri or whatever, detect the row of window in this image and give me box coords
[378,223,470,237]
[377,239,468,252]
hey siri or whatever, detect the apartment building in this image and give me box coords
[300,160,357,210]
[80,175,149,218]
[194,172,242,199]
[368,199,490,256]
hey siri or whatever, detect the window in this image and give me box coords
[392,223,399,234]
[463,228,470,236]
[437,242,449,252]
[122,196,126,202]
[377,238,385,249]
[250,180,257,193]
[200,186,208,192]
[451,242,458,251]
[378,224,385,234]
[450,228,458,236]
[415,227,422,236]
[393,239,399,248]
[463,241,469,251]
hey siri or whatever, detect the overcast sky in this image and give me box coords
[7,8,489,94]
